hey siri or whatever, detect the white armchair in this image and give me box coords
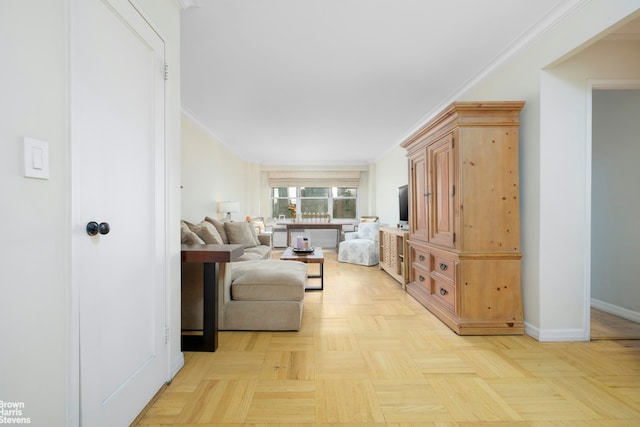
[338,221,380,266]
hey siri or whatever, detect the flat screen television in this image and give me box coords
[398,184,409,228]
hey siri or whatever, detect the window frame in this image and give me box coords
[271,186,358,220]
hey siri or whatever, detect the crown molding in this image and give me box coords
[176,0,200,11]
[398,0,590,147]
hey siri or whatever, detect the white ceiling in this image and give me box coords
[180,0,587,165]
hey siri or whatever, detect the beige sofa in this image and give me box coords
[181,217,307,331]
[181,217,272,261]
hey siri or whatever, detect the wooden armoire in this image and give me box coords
[400,101,525,335]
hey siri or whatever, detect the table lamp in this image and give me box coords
[217,201,240,220]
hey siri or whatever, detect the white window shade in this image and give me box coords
[268,171,360,188]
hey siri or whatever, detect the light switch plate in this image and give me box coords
[24,137,50,179]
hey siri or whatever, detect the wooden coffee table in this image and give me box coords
[280,246,324,291]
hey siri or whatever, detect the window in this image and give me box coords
[271,187,297,218]
[271,186,357,220]
[332,187,357,219]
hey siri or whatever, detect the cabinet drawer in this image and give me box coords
[431,254,455,280]
[411,265,430,291]
[432,278,455,312]
[411,247,430,269]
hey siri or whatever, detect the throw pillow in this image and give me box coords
[204,216,229,243]
[189,221,224,244]
[251,219,265,234]
[224,221,261,247]
[180,221,205,245]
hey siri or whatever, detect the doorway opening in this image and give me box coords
[587,81,640,340]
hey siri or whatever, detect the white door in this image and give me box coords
[71,0,167,425]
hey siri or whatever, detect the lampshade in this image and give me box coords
[217,201,240,214]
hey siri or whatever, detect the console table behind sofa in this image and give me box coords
[181,244,244,352]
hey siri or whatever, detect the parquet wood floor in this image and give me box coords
[591,308,640,340]
[134,250,640,426]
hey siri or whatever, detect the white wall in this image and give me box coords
[374,145,409,226]
[0,1,70,424]
[591,90,640,313]
[181,114,251,222]
[0,1,181,425]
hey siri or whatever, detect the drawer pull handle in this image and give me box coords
[439,287,448,296]
[419,255,425,261]
[419,275,425,282]
[439,263,448,271]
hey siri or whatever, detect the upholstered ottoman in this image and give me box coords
[219,259,307,331]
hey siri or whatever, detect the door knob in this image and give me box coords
[98,222,110,235]
[86,221,111,236]
[86,221,99,236]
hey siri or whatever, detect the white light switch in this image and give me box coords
[24,137,50,179]
[32,146,44,169]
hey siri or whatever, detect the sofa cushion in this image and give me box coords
[181,221,205,244]
[244,245,271,259]
[236,252,265,262]
[204,216,229,243]
[231,260,306,301]
[225,221,261,247]
[257,233,272,247]
[235,239,271,261]
[189,220,224,244]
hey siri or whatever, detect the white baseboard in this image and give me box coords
[525,301,640,342]
[523,322,540,340]
[591,298,640,323]
[169,352,185,381]
[524,321,588,342]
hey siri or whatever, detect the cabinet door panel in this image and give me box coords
[409,151,428,242]
[428,134,455,248]
[381,231,391,268]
